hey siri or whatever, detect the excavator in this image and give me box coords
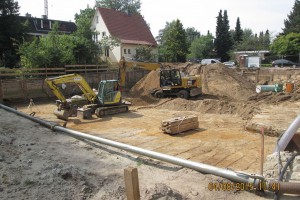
[45,57,161,121]
[45,73,128,120]
[152,69,202,99]
[119,57,202,99]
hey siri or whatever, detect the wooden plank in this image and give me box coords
[124,167,140,200]
[0,71,66,77]
[65,65,108,68]
[162,121,199,135]
[0,67,65,71]
[161,115,198,127]
[65,69,108,72]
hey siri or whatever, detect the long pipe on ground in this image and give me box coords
[274,114,300,152]
[1,103,300,195]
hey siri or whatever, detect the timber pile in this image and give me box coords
[161,115,199,135]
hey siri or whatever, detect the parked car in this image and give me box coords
[223,61,236,68]
[201,59,221,65]
[272,59,298,67]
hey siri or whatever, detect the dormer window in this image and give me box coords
[102,32,106,37]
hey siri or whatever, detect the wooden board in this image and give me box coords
[161,115,199,135]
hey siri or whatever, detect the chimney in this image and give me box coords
[25,13,32,18]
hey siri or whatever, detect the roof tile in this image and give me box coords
[98,8,157,47]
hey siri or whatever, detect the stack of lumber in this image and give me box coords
[161,115,199,135]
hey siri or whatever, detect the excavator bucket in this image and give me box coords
[190,88,202,97]
[53,109,71,121]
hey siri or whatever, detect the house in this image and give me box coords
[91,8,157,63]
[18,14,77,37]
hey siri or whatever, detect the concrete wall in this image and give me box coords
[0,70,149,101]
[241,68,300,85]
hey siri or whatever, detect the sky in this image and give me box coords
[17,0,295,38]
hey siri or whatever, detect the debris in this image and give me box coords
[161,115,199,135]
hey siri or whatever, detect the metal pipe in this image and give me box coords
[274,114,300,152]
[268,180,300,195]
[0,103,262,186]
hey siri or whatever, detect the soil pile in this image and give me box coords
[201,64,256,101]
[248,91,300,104]
[129,70,160,106]
[157,98,259,120]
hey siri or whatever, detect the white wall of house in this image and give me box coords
[121,44,158,61]
[91,10,158,63]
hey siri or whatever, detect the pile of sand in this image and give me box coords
[201,64,256,101]
[129,70,160,106]
[248,91,300,103]
[129,63,257,104]
[156,98,258,120]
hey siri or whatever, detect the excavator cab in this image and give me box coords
[160,69,182,87]
[97,80,122,106]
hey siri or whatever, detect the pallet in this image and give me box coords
[161,115,199,135]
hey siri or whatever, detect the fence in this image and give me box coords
[0,65,149,101]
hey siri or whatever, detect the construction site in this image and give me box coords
[1,62,300,200]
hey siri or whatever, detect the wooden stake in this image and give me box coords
[261,127,265,176]
[124,167,140,200]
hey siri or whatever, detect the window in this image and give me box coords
[128,49,131,54]
[124,49,127,54]
[96,16,99,24]
[102,32,106,37]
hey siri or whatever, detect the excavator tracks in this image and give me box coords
[95,105,129,118]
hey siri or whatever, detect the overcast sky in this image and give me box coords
[17,0,295,38]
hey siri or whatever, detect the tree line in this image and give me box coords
[0,0,299,68]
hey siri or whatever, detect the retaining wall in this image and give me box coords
[0,70,148,101]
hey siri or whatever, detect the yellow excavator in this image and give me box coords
[45,73,128,120]
[152,69,202,99]
[119,57,202,99]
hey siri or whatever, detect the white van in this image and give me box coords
[201,59,221,65]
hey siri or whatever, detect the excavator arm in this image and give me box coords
[118,57,161,88]
[45,74,98,104]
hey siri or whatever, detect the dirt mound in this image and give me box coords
[157,98,258,120]
[248,91,300,104]
[201,64,256,101]
[129,70,161,106]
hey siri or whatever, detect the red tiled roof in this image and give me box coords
[98,8,157,47]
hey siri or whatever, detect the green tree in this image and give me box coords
[185,27,200,49]
[234,29,270,51]
[188,34,214,61]
[214,10,233,61]
[95,0,141,14]
[270,33,300,59]
[234,17,243,44]
[0,0,27,68]
[158,19,187,62]
[133,45,155,61]
[283,0,300,34]
[19,22,76,68]
[73,7,99,64]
